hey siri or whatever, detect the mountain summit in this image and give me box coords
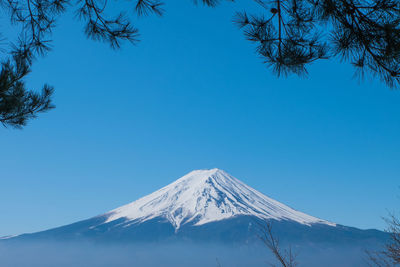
[103,168,334,229]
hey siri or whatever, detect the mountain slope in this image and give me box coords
[103,168,334,230]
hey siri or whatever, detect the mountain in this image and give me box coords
[2,169,389,266]
[8,168,386,242]
[104,168,334,229]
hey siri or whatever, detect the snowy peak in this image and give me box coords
[104,169,335,229]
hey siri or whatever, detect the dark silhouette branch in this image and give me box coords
[368,212,400,266]
[258,221,297,267]
[235,0,400,87]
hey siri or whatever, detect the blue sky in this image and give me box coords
[1,1,400,236]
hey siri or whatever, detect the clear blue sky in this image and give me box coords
[1,1,399,236]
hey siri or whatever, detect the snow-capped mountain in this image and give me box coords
[2,169,389,267]
[104,168,334,229]
[5,168,387,248]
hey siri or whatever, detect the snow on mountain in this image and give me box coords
[103,168,335,229]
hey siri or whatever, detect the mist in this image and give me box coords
[0,241,373,267]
